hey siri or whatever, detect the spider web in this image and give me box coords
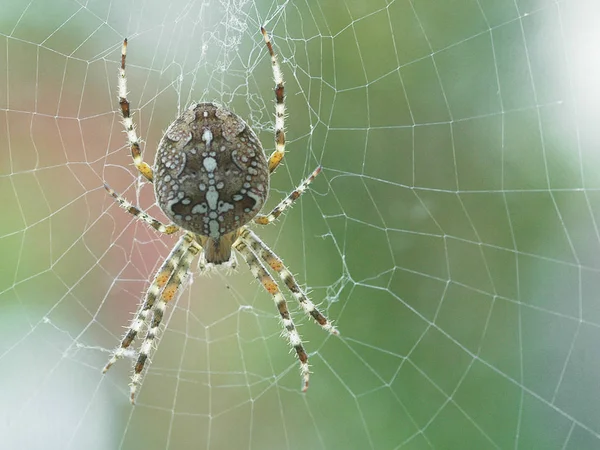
[2,0,600,448]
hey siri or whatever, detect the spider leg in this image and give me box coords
[254,166,321,225]
[240,228,338,335]
[103,233,193,373]
[104,182,179,235]
[119,38,154,183]
[234,238,310,391]
[261,27,286,174]
[130,236,201,403]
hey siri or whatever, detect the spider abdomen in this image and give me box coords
[154,102,269,243]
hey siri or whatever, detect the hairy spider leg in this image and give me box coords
[241,228,338,335]
[103,233,193,374]
[119,38,154,183]
[104,183,179,235]
[254,166,321,225]
[234,238,311,391]
[130,236,202,403]
[261,27,286,174]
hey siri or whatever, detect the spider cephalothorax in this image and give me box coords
[103,28,338,403]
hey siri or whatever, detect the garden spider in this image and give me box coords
[103,28,339,403]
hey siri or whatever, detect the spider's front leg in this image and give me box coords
[234,238,311,391]
[241,228,338,336]
[129,234,201,403]
[103,233,194,374]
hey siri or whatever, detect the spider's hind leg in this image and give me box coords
[118,38,154,183]
[261,27,286,174]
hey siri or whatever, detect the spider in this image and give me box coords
[102,28,339,403]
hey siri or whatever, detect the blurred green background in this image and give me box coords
[2,0,600,449]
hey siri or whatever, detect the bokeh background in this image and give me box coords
[2,0,600,449]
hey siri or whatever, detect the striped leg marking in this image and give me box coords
[261,27,286,174]
[104,183,179,235]
[241,228,338,335]
[254,166,321,225]
[119,38,154,183]
[234,238,310,391]
[129,236,201,403]
[103,233,193,374]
